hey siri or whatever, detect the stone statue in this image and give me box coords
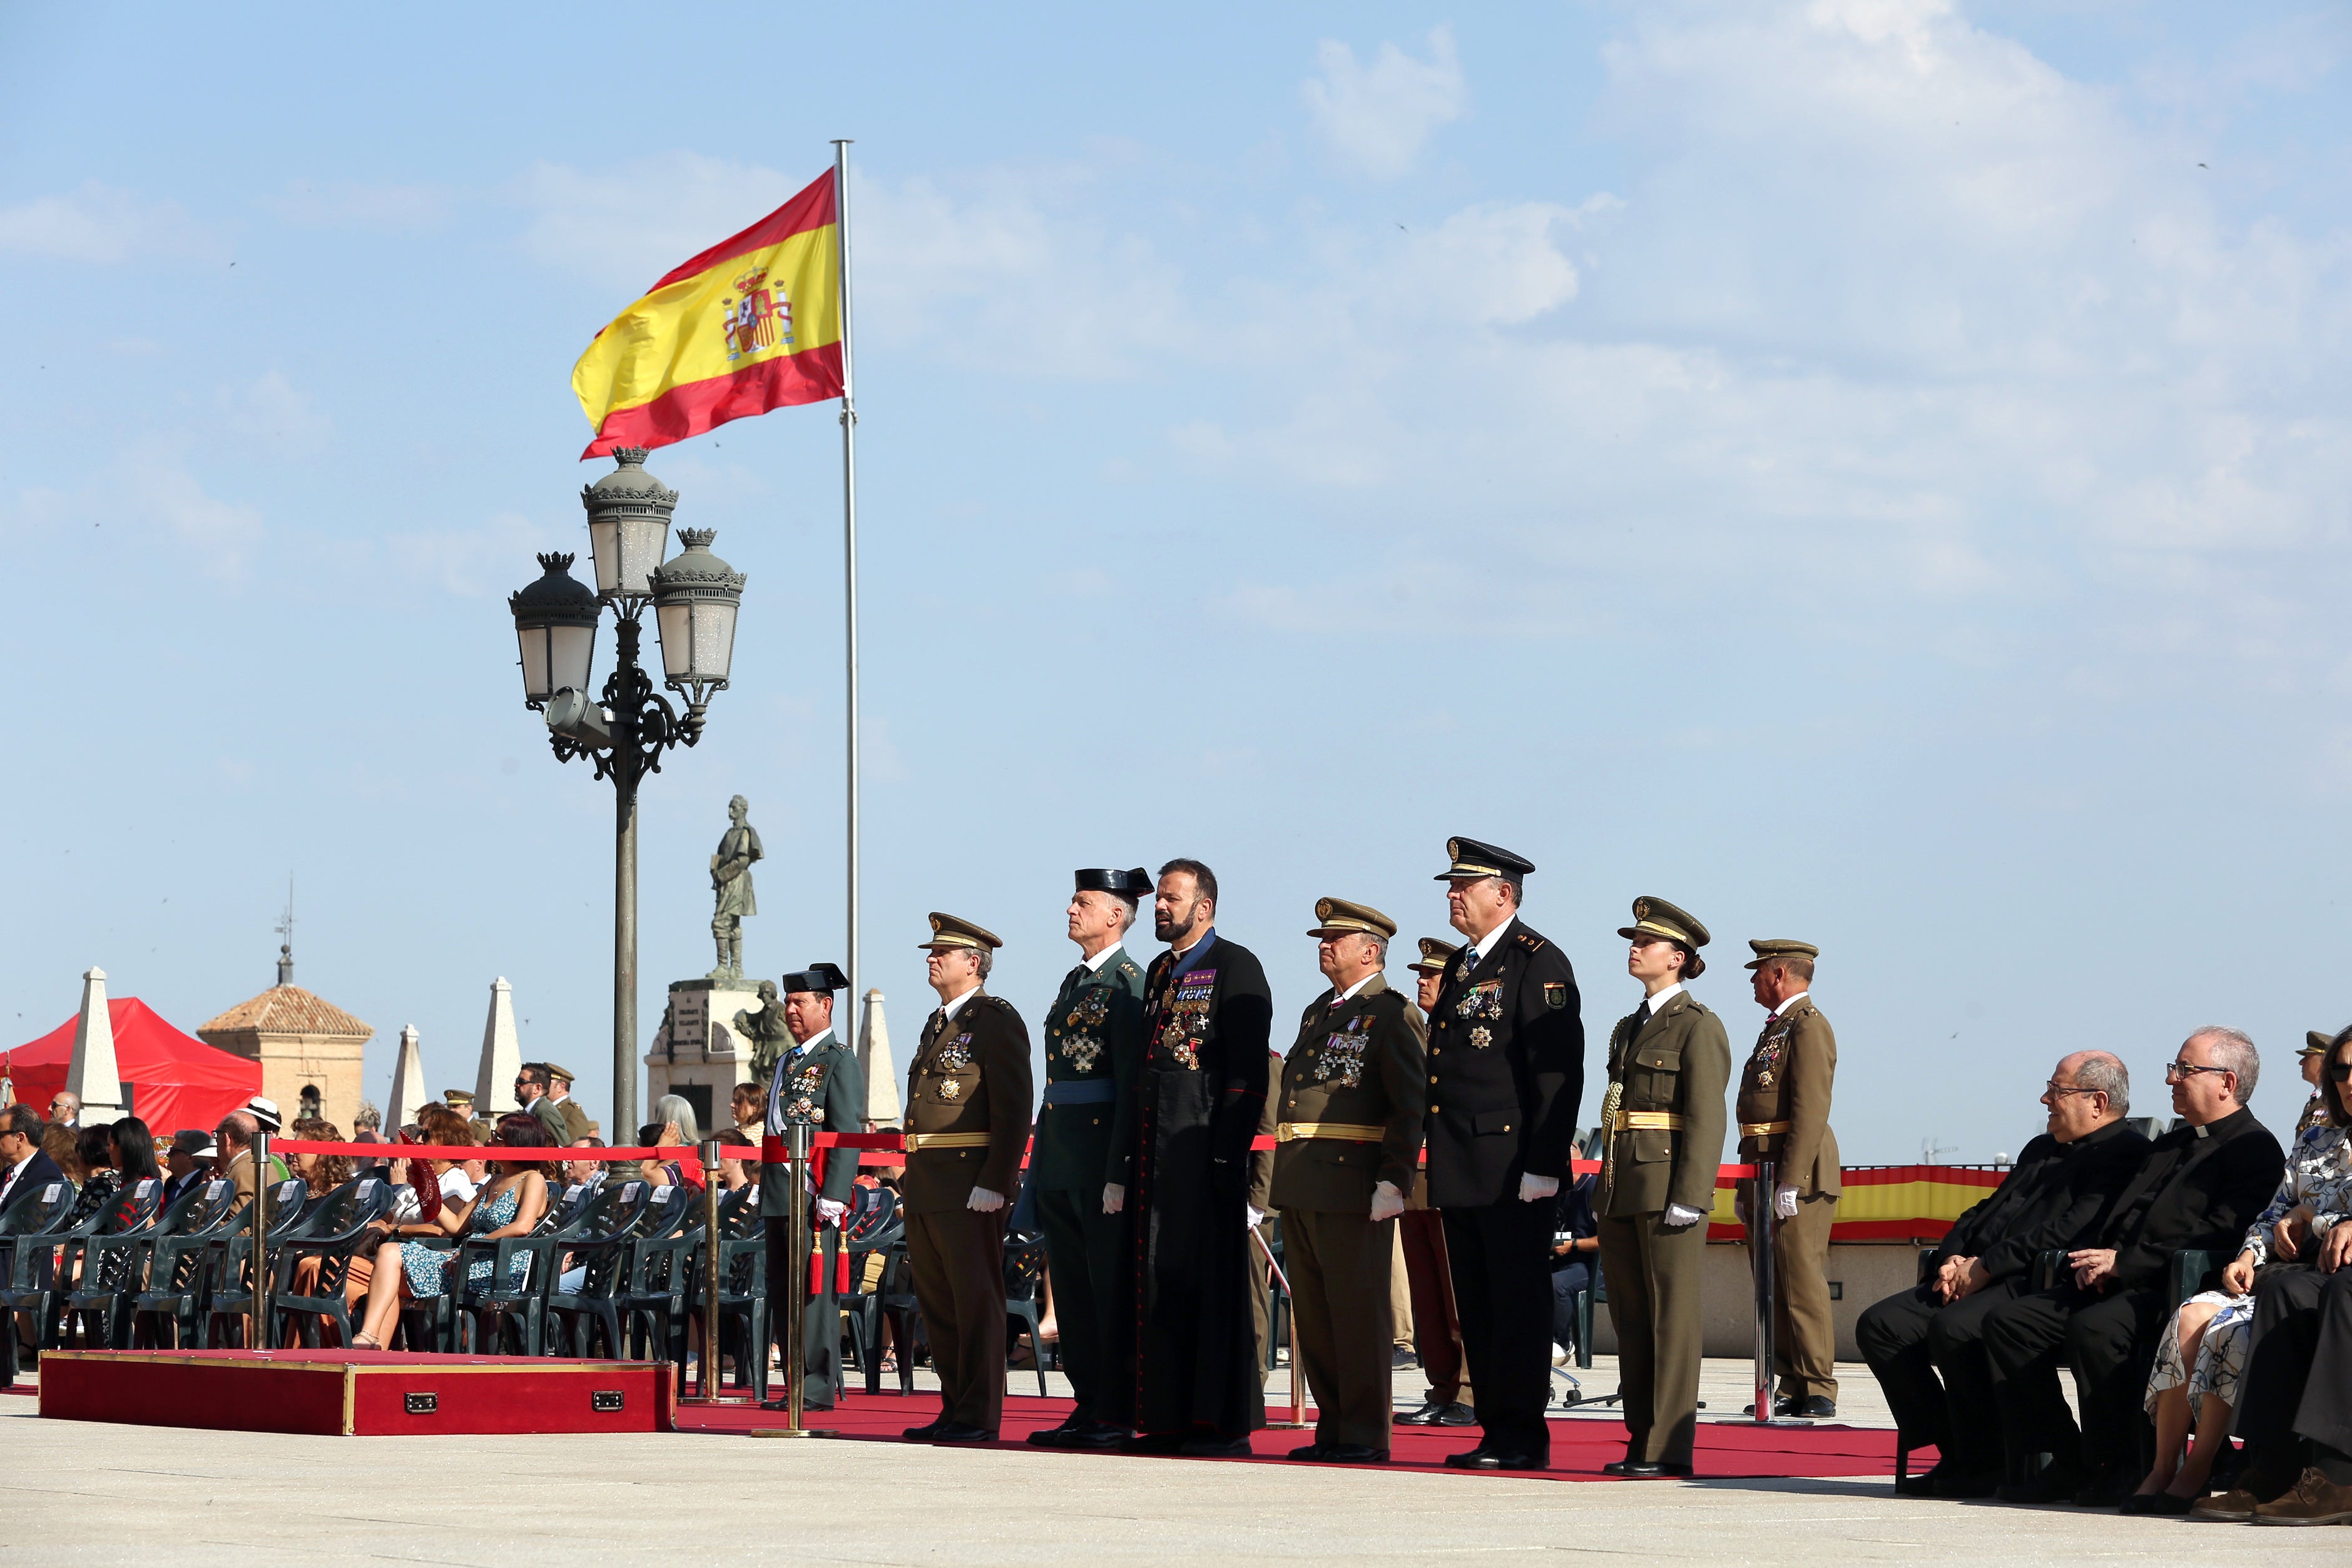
[732,979,793,1085]
[709,794,762,979]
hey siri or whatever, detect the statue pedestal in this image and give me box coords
[644,977,763,1141]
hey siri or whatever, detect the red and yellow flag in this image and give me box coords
[573,169,843,457]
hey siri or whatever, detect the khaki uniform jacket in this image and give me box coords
[551,1096,594,1145]
[1599,989,1730,1218]
[1734,996,1841,1197]
[1271,974,1427,1213]
[1247,1053,1278,1214]
[901,990,1034,1216]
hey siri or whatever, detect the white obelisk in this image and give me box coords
[857,987,900,1129]
[65,966,127,1120]
[474,978,522,1114]
[385,1024,427,1132]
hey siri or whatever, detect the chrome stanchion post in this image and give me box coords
[751,1121,838,1437]
[1251,1223,1308,1430]
[1752,1157,1777,1425]
[250,1129,272,1350]
[702,1138,725,1397]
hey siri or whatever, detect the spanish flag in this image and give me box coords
[572,169,843,457]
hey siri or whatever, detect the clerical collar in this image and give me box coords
[1465,916,1517,966]
[939,987,981,1023]
[1169,925,1217,970]
[1769,990,1809,1019]
[1082,941,1124,974]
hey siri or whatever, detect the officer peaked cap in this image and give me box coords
[1308,897,1396,939]
[783,962,850,995]
[1409,937,1460,974]
[1743,939,1819,970]
[2306,1030,2337,1057]
[1617,897,1710,949]
[919,912,1002,952]
[1435,835,1535,882]
[1074,867,1153,897]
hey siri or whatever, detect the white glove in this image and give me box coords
[815,1198,848,1226]
[1245,1205,1265,1229]
[1102,1183,1125,1215]
[1519,1173,1560,1203]
[1774,1184,1800,1220]
[966,1186,1005,1213]
[1369,1181,1405,1223]
[1663,1203,1706,1229]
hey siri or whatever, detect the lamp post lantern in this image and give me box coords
[509,447,748,1141]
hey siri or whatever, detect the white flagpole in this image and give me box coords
[833,139,860,1017]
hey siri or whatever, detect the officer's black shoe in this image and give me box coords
[1288,1442,1328,1460]
[1994,1462,2086,1505]
[1602,1460,1689,1480]
[1391,1347,1419,1368]
[1922,1464,1999,1499]
[1311,1443,1388,1464]
[1394,1400,1477,1426]
[1066,1422,1129,1447]
[1793,1396,1836,1418]
[1026,1420,1085,1448]
[929,1422,995,1443]
[1179,1436,1253,1457]
[902,1419,945,1441]
[1446,1445,1545,1470]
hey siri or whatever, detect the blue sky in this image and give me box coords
[2,2,2346,1159]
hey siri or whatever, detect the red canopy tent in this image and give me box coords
[3,999,260,1136]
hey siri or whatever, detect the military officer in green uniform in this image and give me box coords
[757,963,863,1413]
[902,914,1034,1443]
[1737,939,1841,1418]
[1595,897,1729,1478]
[1275,899,1427,1464]
[1027,868,1152,1450]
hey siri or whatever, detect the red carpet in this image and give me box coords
[675,1391,1927,1482]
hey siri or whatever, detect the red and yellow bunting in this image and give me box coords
[572,169,843,457]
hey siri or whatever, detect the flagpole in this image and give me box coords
[833,138,860,1027]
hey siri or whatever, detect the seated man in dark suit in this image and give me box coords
[1858,1051,2147,1497]
[0,1106,63,1211]
[1549,1168,1599,1371]
[1981,1027,2284,1505]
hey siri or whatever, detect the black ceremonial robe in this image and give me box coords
[1107,929,1275,1440]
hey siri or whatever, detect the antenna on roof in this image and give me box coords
[275,874,295,987]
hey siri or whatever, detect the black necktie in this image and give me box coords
[1633,1000,1652,1033]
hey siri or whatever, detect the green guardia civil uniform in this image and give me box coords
[759,965,863,1410]
[1031,909,1148,1437]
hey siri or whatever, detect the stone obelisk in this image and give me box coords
[65,967,127,1120]
[474,978,522,1114]
[856,987,900,1130]
[385,1024,427,1133]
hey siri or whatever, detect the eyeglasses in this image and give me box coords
[2163,1061,2234,1082]
[2044,1081,2102,1097]
[2328,1062,2352,1082]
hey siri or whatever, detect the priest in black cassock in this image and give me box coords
[1106,857,1275,1456]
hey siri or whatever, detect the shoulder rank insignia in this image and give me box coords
[1515,931,1545,952]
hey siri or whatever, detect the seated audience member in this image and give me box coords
[42,1123,80,1191]
[2195,1050,2352,1523]
[1858,1052,2146,1497]
[161,1131,213,1206]
[731,1081,765,1139]
[414,1104,486,1207]
[47,1092,80,1129]
[58,1124,121,1229]
[0,1107,63,1209]
[285,1118,364,1306]
[2134,1026,2352,1514]
[717,1128,757,1192]
[351,1102,391,1176]
[637,1123,700,1192]
[351,1114,552,1347]
[559,1138,607,1194]
[652,1094,702,1148]
[213,1112,261,1209]
[1980,1027,2283,1505]
[111,1117,160,1189]
[243,1096,294,1182]
[1550,1169,1599,1369]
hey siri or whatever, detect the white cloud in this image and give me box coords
[262,180,453,231]
[215,372,333,454]
[514,155,803,295]
[0,181,221,263]
[1302,26,1469,180]
[3,438,262,578]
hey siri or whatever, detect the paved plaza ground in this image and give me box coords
[9,1355,2335,1565]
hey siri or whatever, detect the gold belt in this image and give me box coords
[1606,1109,1687,1133]
[903,1132,991,1151]
[1741,1119,1792,1137]
[1276,1122,1387,1143]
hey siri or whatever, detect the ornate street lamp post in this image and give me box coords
[509,448,747,1141]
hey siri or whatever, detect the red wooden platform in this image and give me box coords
[37,1350,675,1437]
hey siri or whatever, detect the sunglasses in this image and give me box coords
[2329,1062,2352,1082]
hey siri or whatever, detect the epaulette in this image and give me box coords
[1117,958,1141,978]
[972,994,1017,1015]
[1514,931,1546,953]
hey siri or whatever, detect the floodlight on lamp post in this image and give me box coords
[506,447,749,1143]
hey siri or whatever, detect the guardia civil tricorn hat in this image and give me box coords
[1307,897,1397,939]
[919,912,1002,952]
[783,962,851,995]
[1434,836,1537,882]
[1074,868,1153,896]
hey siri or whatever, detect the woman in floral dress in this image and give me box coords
[349,1114,551,1348]
[2129,1029,2352,1512]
